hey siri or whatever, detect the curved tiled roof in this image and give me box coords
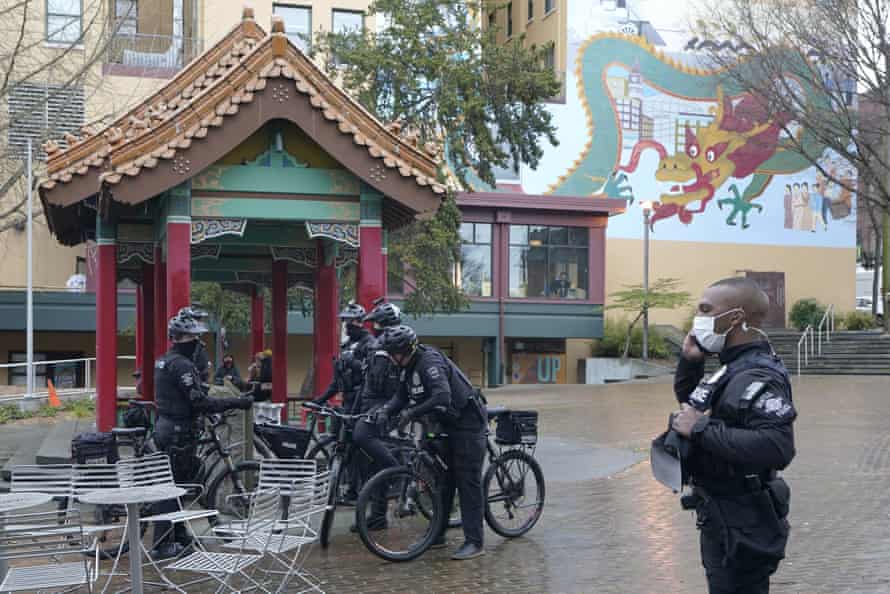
[40,7,445,210]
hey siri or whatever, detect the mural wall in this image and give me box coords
[520,2,857,248]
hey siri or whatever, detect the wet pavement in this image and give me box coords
[38,375,890,592]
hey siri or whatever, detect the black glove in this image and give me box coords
[237,396,254,410]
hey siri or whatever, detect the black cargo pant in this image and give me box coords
[152,417,197,548]
[352,412,399,521]
[437,426,486,546]
[696,488,787,594]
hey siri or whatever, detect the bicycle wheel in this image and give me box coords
[205,460,260,522]
[319,456,342,548]
[483,449,545,538]
[356,466,443,562]
[306,435,336,471]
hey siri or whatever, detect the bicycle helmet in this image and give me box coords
[177,306,209,320]
[381,325,418,356]
[168,309,208,339]
[364,301,402,328]
[339,302,367,321]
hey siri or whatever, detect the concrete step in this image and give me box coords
[1,431,47,481]
[35,420,83,465]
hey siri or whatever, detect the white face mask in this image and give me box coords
[692,308,742,354]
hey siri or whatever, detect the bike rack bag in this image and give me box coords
[254,424,312,458]
[494,411,539,446]
[71,432,118,464]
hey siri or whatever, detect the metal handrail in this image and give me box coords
[796,325,814,377]
[1,355,137,398]
[817,304,835,356]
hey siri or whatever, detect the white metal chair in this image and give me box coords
[165,488,281,594]
[10,464,73,497]
[0,509,96,593]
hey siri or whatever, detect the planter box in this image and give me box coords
[579,358,672,384]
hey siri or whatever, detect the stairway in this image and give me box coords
[767,329,890,375]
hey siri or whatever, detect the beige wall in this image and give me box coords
[485,0,566,83]
[605,238,858,327]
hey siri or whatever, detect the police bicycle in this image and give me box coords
[354,406,545,562]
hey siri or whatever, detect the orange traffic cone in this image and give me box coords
[47,379,62,408]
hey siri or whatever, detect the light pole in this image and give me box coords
[641,201,653,361]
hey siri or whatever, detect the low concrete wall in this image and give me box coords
[581,358,672,384]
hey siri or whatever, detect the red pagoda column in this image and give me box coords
[313,241,338,397]
[153,246,167,360]
[140,261,155,399]
[95,216,118,432]
[250,285,265,357]
[165,183,191,321]
[271,261,289,416]
[357,190,385,308]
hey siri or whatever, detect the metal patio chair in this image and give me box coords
[0,509,96,593]
[165,487,281,594]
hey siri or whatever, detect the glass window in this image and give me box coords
[333,9,364,33]
[509,225,589,300]
[274,4,312,51]
[507,2,513,37]
[545,0,555,13]
[114,0,138,36]
[527,0,534,20]
[47,0,82,43]
[457,223,492,297]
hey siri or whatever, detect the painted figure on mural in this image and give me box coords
[717,184,763,229]
[783,184,793,230]
[806,182,826,232]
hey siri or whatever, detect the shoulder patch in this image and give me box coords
[741,381,767,401]
[426,367,441,380]
[180,373,194,387]
[753,392,794,418]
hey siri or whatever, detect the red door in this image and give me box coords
[745,271,786,328]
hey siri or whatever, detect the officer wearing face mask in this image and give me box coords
[313,303,374,411]
[669,277,796,594]
[152,308,253,560]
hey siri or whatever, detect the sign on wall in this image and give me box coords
[511,353,567,385]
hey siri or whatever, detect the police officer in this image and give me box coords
[348,300,404,531]
[151,309,253,560]
[176,307,212,383]
[313,303,374,412]
[376,325,487,560]
[672,277,796,594]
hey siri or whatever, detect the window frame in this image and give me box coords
[331,8,365,34]
[544,0,556,16]
[527,0,534,22]
[273,3,312,51]
[457,222,494,299]
[46,0,83,45]
[113,0,138,36]
[507,224,591,302]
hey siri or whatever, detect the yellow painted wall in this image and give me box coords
[605,238,858,327]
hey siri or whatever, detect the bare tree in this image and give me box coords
[0,0,147,235]
[695,0,887,214]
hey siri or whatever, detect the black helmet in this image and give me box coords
[339,303,366,321]
[365,301,402,328]
[381,325,418,356]
[178,306,209,320]
[168,309,208,338]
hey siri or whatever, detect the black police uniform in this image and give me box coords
[153,342,250,550]
[674,341,796,594]
[316,328,374,412]
[383,345,487,547]
[352,348,402,487]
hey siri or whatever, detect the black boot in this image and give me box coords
[451,541,484,560]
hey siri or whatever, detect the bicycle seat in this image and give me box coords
[485,405,509,420]
[111,427,147,437]
[129,400,157,409]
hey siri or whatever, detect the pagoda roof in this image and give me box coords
[41,7,445,244]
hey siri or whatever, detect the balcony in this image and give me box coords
[104,33,203,77]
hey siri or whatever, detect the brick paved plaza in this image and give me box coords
[295,376,890,594]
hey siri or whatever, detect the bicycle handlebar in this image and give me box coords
[301,402,370,421]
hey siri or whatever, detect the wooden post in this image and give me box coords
[250,285,265,357]
[96,215,117,432]
[272,260,289,421]
[153,246,167,361]
[141,262,155,399]
[357,189,385,308]
[165,183,191,321]
[313,241,338,399]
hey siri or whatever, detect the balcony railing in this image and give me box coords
[105,33,203,72]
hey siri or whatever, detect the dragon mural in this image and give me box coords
[549,33,834,229]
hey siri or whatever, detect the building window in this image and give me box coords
[545,0,555,14]
[114,0,138,36]
[527,0,533,21]
[274,4,311,51]
[509,225,588,299]
[332,9,364,34]
[47,0,82,43]
[544,44,555,71]
[7,82,85,159]
[456,223,493,297]
[488,11,496,30]
[506,2,513,37]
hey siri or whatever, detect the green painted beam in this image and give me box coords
[192,164,361,196]
[192,197,359,222]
